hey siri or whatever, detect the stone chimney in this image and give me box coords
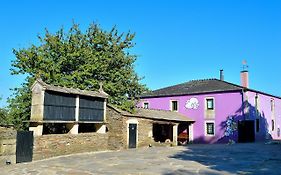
[220,69,224,81]
[241,70,249,88]
[241,60,249,88]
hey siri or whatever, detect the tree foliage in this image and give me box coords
[9,22,147,130]
[0,108,8,126]
[0,97,10,126]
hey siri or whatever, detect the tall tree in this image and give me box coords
[9,22,147,130]
[0,97,9,126]
[0,108,8,126]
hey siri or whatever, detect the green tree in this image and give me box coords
[0,97,9,126]
[9,22,147,130]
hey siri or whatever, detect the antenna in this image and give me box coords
[242,60,249,71]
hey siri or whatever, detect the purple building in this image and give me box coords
[138,70,281,144]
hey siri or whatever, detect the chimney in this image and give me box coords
[241,60,249,88]
[241,70,249,88]
[220,69,224,81]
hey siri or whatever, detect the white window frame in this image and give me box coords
[270,98,275,112]
[255,94,259,113]
[206,97,215,110]
[170,100,179,112]
[205,120,215,136]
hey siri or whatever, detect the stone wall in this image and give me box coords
[106,106,169,149]
[33,106,173,161]
[0,127,16,166]
[33,132,108,160]
[128,117,171,147]
[135,118,154,147]
[107,107,127,150]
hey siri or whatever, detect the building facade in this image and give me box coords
[138,71,281,143]
[29,79,108,136]
[28,79,195,161]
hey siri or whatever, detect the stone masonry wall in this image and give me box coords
[34,106,172,161]
[33,133,108,160]
[136,118,154,147]
[106,106,167,149]
[107,107,127,150]
[0,127,17,167]
[128,117,171,147]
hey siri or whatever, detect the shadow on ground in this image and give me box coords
[167,143,281,174]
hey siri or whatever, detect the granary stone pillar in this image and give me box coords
[30,81,45,121]
[66,123,78,134]
[29,123,43,136]
[30,80,45,136]
[96,124,106,134]
[172,123,179,146]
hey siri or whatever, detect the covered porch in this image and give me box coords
[134,108,194,146]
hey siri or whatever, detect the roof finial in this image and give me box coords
[99,82,104,93]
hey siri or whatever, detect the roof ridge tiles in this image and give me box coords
[138,107,172,112]
[189,78,218,82]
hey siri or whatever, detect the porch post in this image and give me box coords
[189,123,194,143]
[172,123,179,146]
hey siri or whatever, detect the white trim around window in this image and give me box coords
[143,102,149,109]
[205,120,215,136]
[170,100,179,112]
[205,97,215,111]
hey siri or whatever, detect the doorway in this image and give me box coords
[128,124,137,148]
[153,123,173,142]
[178,123,189,145]
[238,120,255,143]
[16,131,34,163]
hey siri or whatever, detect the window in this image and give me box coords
[256,119,259,132]
[255,95,258,108]
[206,98,214,110]
[206,122,215,135]
[143,102,149,109]
[255,95,258,116]
[171,100,178,111]
[272,120,275,131]
[271,99,274,112]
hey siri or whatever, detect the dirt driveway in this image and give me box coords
[2,143,281,175]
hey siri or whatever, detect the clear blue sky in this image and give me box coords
[1,0,281,107]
